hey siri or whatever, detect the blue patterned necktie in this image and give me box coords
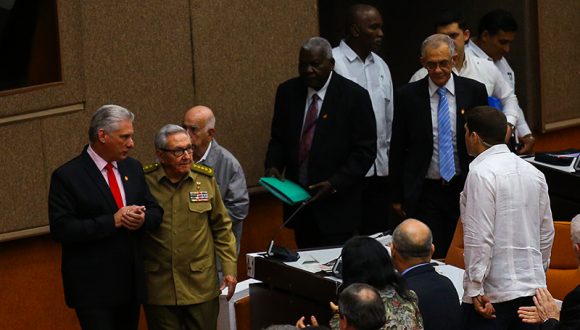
[437,87,456,182]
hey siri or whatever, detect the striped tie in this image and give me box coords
[437,87,455,182]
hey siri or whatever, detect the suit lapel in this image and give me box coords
[418,77,434,145]
[80,148,119,210]
[453,74,466,131]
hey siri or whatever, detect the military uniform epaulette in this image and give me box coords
[191,163,214,176]
[143,163,160,174]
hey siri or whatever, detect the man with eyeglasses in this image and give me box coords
[409,11,527,153]
[183,105,249,256]
[142,124,237,330]
[389,34,488,258]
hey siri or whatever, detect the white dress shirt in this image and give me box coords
[410,52,519,127]
[303,71,332,131]
[460,144,554,304]
[87,144,127,206]
[425,75,460,179]
[465,41,532,136]
[333,40,393,176]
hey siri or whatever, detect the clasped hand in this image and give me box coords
[114,205,146,230]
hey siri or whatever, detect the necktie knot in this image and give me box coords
[311,94,319,103]
[437,87,447,97]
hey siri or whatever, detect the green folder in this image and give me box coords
[259,177,311,205]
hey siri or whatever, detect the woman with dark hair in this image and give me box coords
[330,236,424,330]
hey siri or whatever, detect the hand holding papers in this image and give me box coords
[259,177,311,205]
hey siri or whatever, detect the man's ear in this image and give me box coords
[97,129,107,143]
[451,53,459,65]
[481,30,490,43]
[155,149,164,164]
[463,29,471,42]
[350,24,360,37]
[207,127,216,139]
[430,244,436,258]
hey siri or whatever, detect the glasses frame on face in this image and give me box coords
[160,146,194,158]
[424,60,452,71]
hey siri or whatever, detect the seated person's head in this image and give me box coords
[338,283,386,330]
[341,236,409,298]
[572,214,580,265]
[391,219,434,271]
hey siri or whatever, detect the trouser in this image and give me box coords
[359,175,393,235]
[144,297,219,330]
[75,303,140,330]
[462,296,540,330]
[415,176,463,259]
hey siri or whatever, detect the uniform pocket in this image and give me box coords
[188,201,212,229]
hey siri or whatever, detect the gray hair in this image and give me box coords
[420,33,455,58]
[572,214,580,244]
[88,104,134,143]
[154,124,187,149]
[302,37,333,60]
[205,112,216,130]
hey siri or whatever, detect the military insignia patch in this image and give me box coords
[189,191,209,202]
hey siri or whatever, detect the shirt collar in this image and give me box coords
[307,71,332,101]
[428,73,455,97]
[339,39,374,64]
[196,140,212,163]
[401,262,431,276]
[469,144,511,170]
[467,39,494,62]
[87,144,117,171]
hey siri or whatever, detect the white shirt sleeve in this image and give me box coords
[462,171,495,297]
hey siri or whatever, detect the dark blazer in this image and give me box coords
[403,263,462,330]
[389,74,488,215]
[48,146,163,308]
[265,72,376,234]
[542,285,580,330]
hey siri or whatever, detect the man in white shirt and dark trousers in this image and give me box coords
[465,9,535,155]
[332,4,394,234]
[460,105,554,330]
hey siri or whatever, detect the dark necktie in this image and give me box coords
[105,162,124,209]
[437,87,456,182]
[298,94,319,164]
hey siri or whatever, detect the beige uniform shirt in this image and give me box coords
[143,163,237,305]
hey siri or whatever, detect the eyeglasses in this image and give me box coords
[161,146,194,157]
[424,60,451,70]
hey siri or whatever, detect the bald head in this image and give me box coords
[393,219,434,262]
[183,105,216,161]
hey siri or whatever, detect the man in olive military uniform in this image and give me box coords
[142,124,237,330]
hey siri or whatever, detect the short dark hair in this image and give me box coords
[434,10,467,30]
[464,106,507,146]
[477,9,518,37]
[339,283,386,330]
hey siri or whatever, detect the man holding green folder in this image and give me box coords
[265,37,376,248]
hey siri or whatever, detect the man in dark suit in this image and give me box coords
[389,34,488,258]
[391,218,461,330]
[49,104,163,330]
[265,37,376,248]
[518,214,580,330]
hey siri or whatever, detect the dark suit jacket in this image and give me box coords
[48,146,163,308]
[389,74,488,215]
[265,72,376,234]
[403,263,462,330]
[542,285,580,330]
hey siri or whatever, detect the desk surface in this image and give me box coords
[247,247,465,300]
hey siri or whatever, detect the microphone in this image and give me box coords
[266,201,308,262]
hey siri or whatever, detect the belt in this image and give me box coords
[424,175,460,187]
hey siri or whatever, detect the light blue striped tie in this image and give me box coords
[437,87,455,182]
